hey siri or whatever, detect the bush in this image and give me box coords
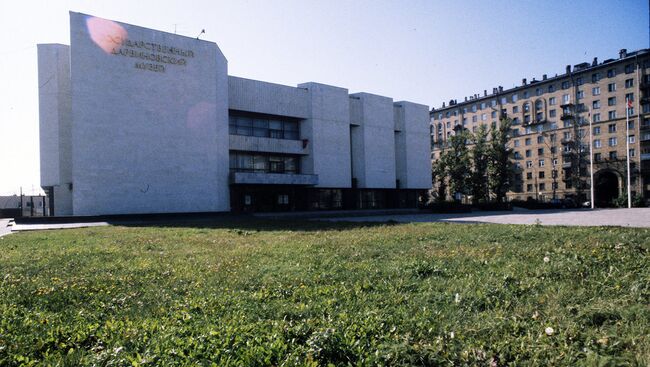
[429,201,472,213]
[613,194,647,208]
[476,202,513,211]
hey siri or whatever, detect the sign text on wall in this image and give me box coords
[110,37,195,73]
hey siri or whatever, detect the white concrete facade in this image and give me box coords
[38,13,431,215]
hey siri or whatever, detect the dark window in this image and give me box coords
[229,113,300,140]
[229,152,300,174]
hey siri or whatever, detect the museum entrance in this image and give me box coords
[595,171,619,207]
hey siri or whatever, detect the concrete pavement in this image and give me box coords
[319,207,650,228]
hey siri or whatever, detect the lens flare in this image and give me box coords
[86,16,127,54]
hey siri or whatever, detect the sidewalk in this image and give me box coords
[0,218,13,237]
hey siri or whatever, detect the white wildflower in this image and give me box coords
[454,293,461,303]
[450,331,455,339]
[545,327,554,336]
[543,256,550,263]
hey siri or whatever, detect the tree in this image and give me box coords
[430,155,448,202]
[444,128,472,201]
[488,117,514,203]
[470,124,489,204]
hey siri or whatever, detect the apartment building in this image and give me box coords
[38,12,431,216]
[431,48,650,206]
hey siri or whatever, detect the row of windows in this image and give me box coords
[229,152,300,174]
[433,73,639,120]
[229,114,300,140]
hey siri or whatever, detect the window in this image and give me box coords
[549,133,556,142]
[594,153,602,161]
[539,171,545,179]
[229,152,300,174]
[594,139,601,148]
[535,100,543,111]
[628,120,635,129]
[536,88,542,96]
[607,97,616,106]
[592,73,601,83]
[625,78,634,88]
[537,135,544,144]
[592,86,600,96]
[539,183,546,191]
[577,90,584,99]
[563,131,571,140]
[527,184,533,192]
[277,194,289,205]
[608,123,617,133]
[625,64,634,74]
[548,84,555,93]
[549,97,556,105]
[514,140,520,147]
[525,138,532,145]
[525,149,532,157]
[513,106,519,113]
[576,77,583,86]
[592,100,600,110]
[481,113,487,121]
[229,114,300,140]
[539,159,545,167]
[523,91,529,98]
[562,81,570,89]
[526,172,533,180]
[538,147,544,156]
[593,126,601,135]
[608,111,617,119]
[607,68,616,78]
[549,109,556,118]
[472,105,477,112]
[608,83,616,92]
[526,160,533,168]
[472,116,477,122]
[480,102,486,110]
[512,94,519,102]
[593,113,601,122]
[500,97,507,104]
[629,135,635,143]
[630,149,636,157]
[491,111,497,118]
[608,137,617,146]
[609,151,617,160]
[562,94,570,104]
[625,93,634,103]
[536,112,543,121]
[512,117,519,125]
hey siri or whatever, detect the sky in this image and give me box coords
[0,0,647,195]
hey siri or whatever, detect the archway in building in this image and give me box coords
[595,171,619,207]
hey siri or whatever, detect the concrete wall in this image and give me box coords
[37,43,73,215]
[229,135,308,155]
[349,92,396,188]
[394,101,432,189]
[298,83,352,188]
[228,76,310,119]
[69,12,229,215]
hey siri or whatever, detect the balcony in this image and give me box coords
[562,162,572,168]
[640,124,650,131]
[642,153,650,160]
[230,172,319,185]
[560,102,574,108]
[560,113,574,121]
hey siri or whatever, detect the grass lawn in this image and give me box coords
[0,219,648,366]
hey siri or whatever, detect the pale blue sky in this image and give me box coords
[0,0,647,195]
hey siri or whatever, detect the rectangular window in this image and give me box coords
[526,160,533,168]
[630,149,636,157]
[512,94,519,102]
[593,113,601,122]
[594,153,602,161]
[549,109,556,118]
[608,97,617,106]
[539,183,546,191]
[548,84,555,93]
[609,151,617,160]
[625,93,634,103]
[608,83,616,92]
[592,86,600,96]
[525,138,532,146]
[536,88,542,96]
[592,100,600,109]
[539,171,545,179]
[562,81,570,89]
[625,78,634,88]
[537,135,544,144]
[576,77,583,86]
[607,68,616,78]
[629,135,635,143]
[514,140,520,147]
[628,120,635,129]
[539,159,545,167]
[527,184,533,192]
[608,111,617,119]
[608,123,617,133]
[562,94,570,104]
[229,114,300,140]
[593,126,601,135]
[538,147,544,156]
[523,91,529,98]
[577,90,584,99]
[549,97,556,105]
[625,64,634,74]
[608,137,617,146]
[513,106,519,113]
[526,172,533,180]
[592,73,601,83]
[472,116,478,122]
[594,139,601,148]
[526,149,532,157]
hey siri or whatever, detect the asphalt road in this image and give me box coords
[320,207,650,228]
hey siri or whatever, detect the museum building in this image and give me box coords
[38,12,431,216]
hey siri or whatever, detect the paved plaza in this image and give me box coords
[319,207,650,228]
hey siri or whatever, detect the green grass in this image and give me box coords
[0,219,648,366]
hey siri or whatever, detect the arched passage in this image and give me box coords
[595,171,620,207]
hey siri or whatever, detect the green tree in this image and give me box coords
[431,154,448,202]
[444,128,471,201]
[470,124,489,204]
[488,118,514,203]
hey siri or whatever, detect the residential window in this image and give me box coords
[608,111,617,119]
[526,160,533,168]
[481,113,487,121]
[514,140,520,147]
[630,148,636,157]
[561,81,570,89]
[609,151,617,160]
[472,105,477,112]
[527,184,533,192]
[591,73,601,83]
[608,123,617,133]
[577,90,584,99]
[526,149,532,157]
[625,93,634,103]
[607,68,616,78]
[625,79,634,88]
[576,77,583,86]
[608,97,617,106]
[539,171,545,179]
[526,172,533,180]
[549,109,557,118]
[593,100,600,109]
[562,94,570,104]
[536,112,543,121]
[523,103,530,112]
[512,117,519,125]
[628,120,635,129]
[593,126,601,135]
[563,131,571,140]
[523,91,529,98]
[472,116,477,122]
[513,106,519,113]
[594,153,602,161]
[625,64,634,74]
[535,100,543,111]
[629,135,635,143]
[548,84,555,93]
[593,113,601,122]
[608,137,617,146]
[512,94,519,102]
[549,97,556,105]
[480,102,486,110]
[538,147,544,156]
[525,126,532,134]
[446,121,451,129]
[592,86,600,96]
[525,138,532,145]
[594,139,601,148]
[229,152,300,173]
[537,135,544,144]
[608,83,616,92]
[500,97,507,104]
[524,115,531,123]
[539,183,546,191]
[491,111,497,118]
[539,159,545,167]
[536,88,542,96]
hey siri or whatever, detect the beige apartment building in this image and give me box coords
[431,48,650,206]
